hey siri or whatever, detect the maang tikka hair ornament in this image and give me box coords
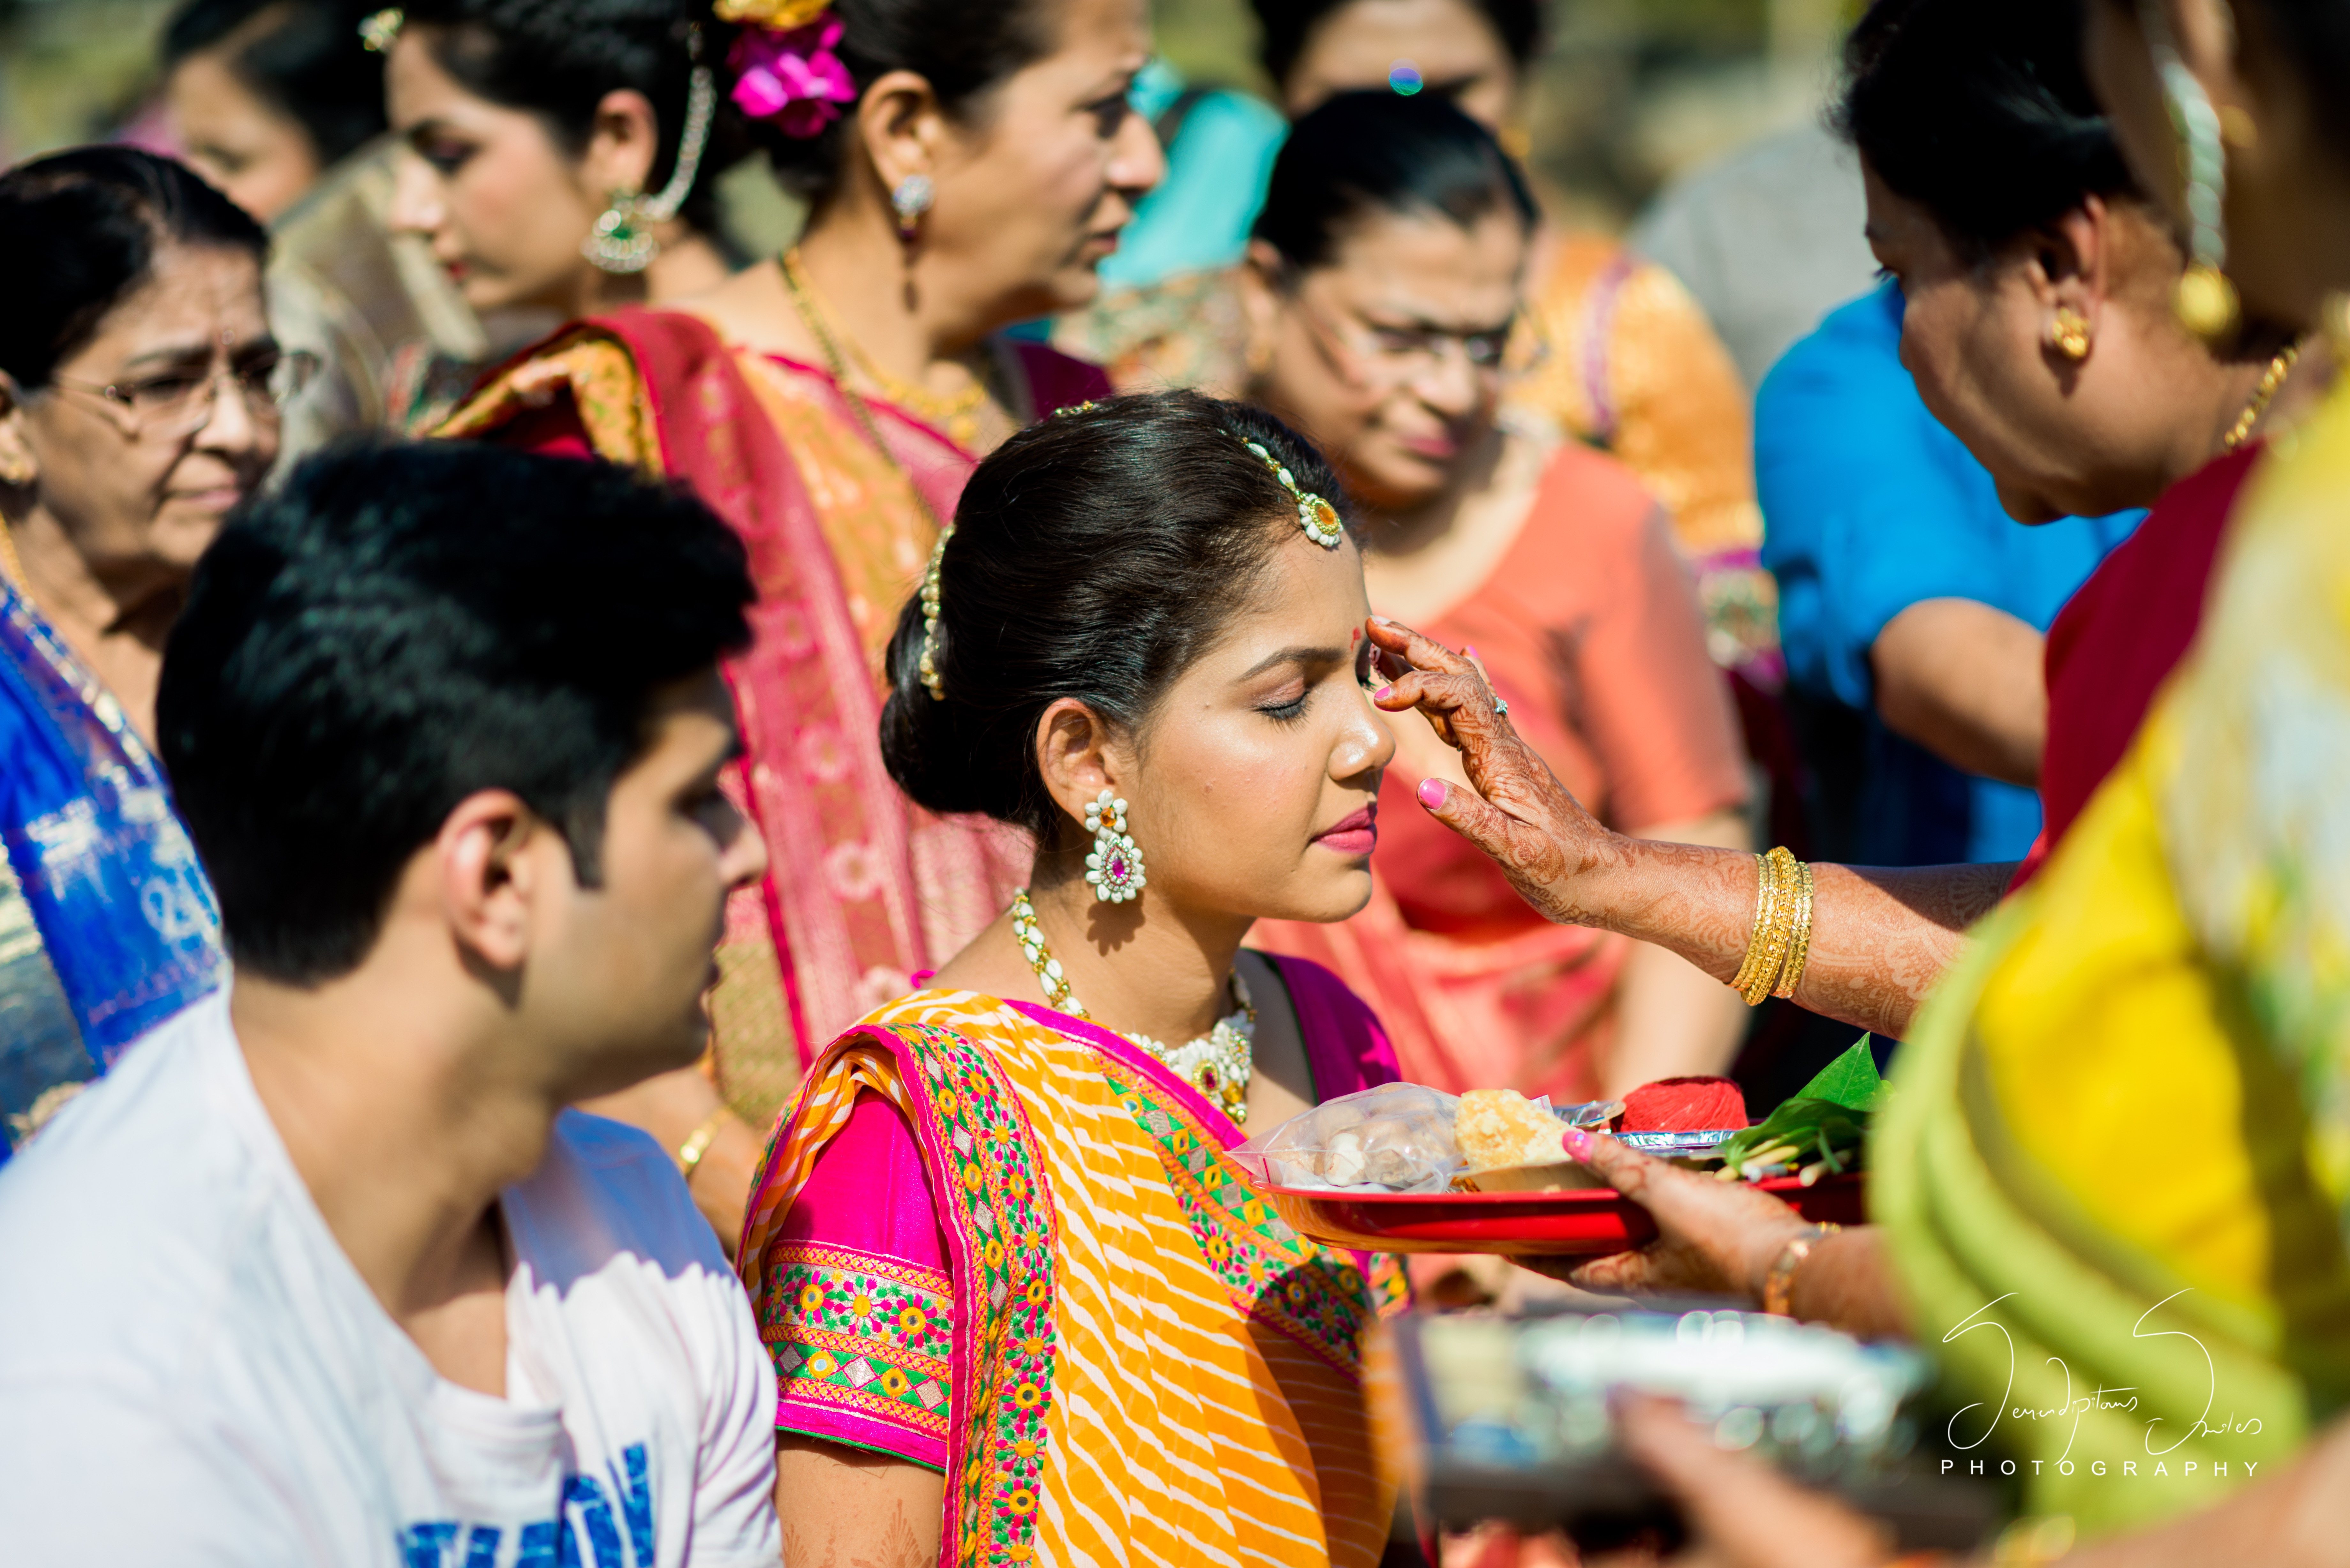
[1083,791,1147,903]
[1232,431,1344,548]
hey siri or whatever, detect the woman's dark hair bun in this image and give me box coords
[0,147,269,391]
[1254,89,1536,272]
[879,391,1350,837]
[1837,0,2137,259]
[746,0,1063,204]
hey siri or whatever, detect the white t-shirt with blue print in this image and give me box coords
[0,992,782,1567]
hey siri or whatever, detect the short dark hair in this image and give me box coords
[1249,0,1544,93]
[878,391,1348,837]
[1837,0,2138,261]
[401,0,755,236]
[1253,90,1537,272]
[163,0,390,169]
[0,147,269,392]
[157,441,755,984]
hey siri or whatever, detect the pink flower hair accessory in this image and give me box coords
[727,14,856,138]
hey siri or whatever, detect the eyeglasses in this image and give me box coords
[47,346,321,441]
[1285,289,1530,394]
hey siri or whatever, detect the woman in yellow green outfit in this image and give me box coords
[1369,0,2350,1558]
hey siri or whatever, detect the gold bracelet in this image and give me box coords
[1730,852,1781,998]
[1731,847,1816,1005]
[1761,1221,1840,1316]
[1740,847,1800,1005]
[676,1109,728,1181]
[1773,855,1817,1001]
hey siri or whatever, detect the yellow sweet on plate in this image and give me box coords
[1454,1089,1605,1193]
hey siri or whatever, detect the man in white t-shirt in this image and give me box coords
[0,442,783,1566]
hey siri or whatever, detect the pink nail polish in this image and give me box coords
[1561,1127,1594,1160]
[1374,685,1393,702]
[1464,644,1479,659]
[1417,778,1446,809]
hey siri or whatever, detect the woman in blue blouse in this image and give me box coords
[0,148,296,1159]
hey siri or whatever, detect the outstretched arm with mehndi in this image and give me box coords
[1362,617,2013,1042]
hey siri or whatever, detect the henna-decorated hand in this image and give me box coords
[1366,617,1619,927]
[1518,1131,1811,1301]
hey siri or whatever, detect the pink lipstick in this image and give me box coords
[1313,804,1378,856]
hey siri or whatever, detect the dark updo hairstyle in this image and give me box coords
[1837,0,2138,262]
[0,147,269,392]
[748,0,1064,207]
[1254,90,1537,273]
[162,0,390,170]
[399,0,756,234]
[1249,0,1543,93]
[879,392,1351,838]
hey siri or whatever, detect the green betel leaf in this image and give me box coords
[1793,1036,1885,1111]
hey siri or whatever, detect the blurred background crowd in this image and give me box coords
[3,0,1859,228]
[0,0,2133,1136]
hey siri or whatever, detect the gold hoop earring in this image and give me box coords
[2048,306,2092,362]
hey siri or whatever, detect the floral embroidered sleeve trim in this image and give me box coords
[766,1241,955,1464]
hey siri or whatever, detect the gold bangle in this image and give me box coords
[1730,852,1780,999]
[1761,1221,1840,1316]
[1773,856,1817,1001]
[1740,847,1801,1006]
[676,1109,727,1180]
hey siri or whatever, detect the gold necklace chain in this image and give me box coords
[0,523,28,598]
[780,248,944,542]
[779,246,988,448]
[2222,342,2300,453]
[1009,888,1258,1123]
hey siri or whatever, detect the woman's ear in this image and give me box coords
[854,68,947,206]
[1032,698,1126,837]
[580,87,663,199]
[0,375,41,495]
[1236,239,1286,380]
[2026,198,2111,357]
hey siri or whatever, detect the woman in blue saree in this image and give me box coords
[0,148,291,1159]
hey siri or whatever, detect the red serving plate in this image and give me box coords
[1258,1171,1865,1257]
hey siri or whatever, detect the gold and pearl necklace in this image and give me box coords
[1010,888,1256,1124]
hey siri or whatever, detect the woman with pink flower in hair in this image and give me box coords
[413,0,1159,1256]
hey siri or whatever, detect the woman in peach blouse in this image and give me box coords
[1241,92,1749,1102]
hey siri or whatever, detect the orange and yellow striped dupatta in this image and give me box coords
[740,987,1409,1568]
